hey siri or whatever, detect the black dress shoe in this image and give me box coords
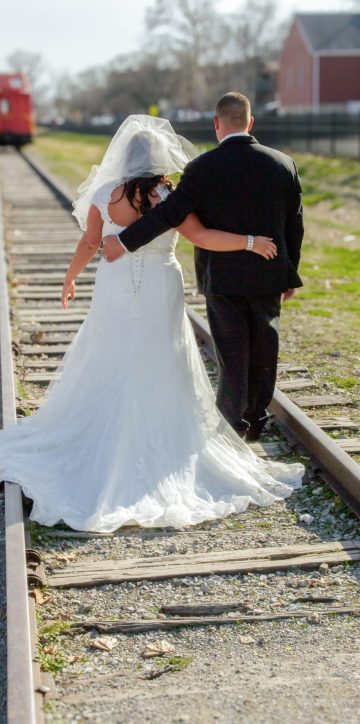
[245,415,269,442]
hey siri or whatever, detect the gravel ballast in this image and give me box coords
[36,471,360,723]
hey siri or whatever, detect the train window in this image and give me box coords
[0,99,10,114]
[9,77,22,89]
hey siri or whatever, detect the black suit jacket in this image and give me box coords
[119,135,304,296]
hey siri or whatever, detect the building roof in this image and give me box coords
[296,13,360,52]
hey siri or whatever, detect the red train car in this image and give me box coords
[0,73,34,147]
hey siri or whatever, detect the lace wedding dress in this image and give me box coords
[0,183,304,531]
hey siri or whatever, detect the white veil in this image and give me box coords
[72,114,198,230]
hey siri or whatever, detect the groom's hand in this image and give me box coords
[102,235,125,262]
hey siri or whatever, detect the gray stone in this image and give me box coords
[166,543,178,554]
[331,565,344,574]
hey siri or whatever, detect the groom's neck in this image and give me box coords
[214,114,254,142]
[216,127,248,142]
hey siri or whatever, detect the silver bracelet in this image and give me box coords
[246,234,254,251]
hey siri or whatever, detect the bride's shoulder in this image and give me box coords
[91,180,124,210]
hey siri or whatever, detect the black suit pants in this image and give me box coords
[206,292,281,433]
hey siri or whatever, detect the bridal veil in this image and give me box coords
[72,114,198,230]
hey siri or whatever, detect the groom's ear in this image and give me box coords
[214,115,220,131]
[248,115,254,132]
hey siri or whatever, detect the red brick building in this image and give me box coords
[278,13,360,112]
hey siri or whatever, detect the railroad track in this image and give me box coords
[0,147,360,723]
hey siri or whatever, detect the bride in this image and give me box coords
[0,115,303,531]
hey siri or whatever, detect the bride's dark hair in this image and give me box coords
[121,175,173,216]
[109,131,174,216]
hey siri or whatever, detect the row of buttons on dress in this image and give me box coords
[131,250,145,295]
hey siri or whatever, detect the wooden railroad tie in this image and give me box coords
[276,379,316,392]
[277,364,309,373]
[64,607,360,636]
[20,345,73,356]
[17,315,86,324]
[19,323,82,333]
[309,417,359,430]
[47,539,360,588]
[247,441,292,457]
[21,360,71,370]
[291,394,352,408]
[159,595,340,617]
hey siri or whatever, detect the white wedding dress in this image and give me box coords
[0,183,304,531]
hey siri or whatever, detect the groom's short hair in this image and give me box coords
[216,92,251,129]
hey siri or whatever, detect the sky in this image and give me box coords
[0,0,354,76]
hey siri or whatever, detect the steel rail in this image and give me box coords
[19,150,74,212]
[186,305,360,517]
[0,181,37,722]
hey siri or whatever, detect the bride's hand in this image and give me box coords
[253,236,277,260]
[61,279,75,310]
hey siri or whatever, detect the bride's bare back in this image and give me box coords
[106,185,161,227]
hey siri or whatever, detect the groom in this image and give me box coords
[102,92,304,441]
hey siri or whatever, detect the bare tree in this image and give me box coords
[225,0,286,102]
[6,50,45,86]
[52,73,78,120]
[145,0,227,108]
[228,0,280,60]
[6,49,50,111]
[44,0,290,120]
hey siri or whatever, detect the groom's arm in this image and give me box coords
[119,161,200,252]
[285,163,304,270]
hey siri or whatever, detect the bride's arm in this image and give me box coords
[61,205,103,309]
[177,213,277,260]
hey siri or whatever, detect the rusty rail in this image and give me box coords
[0,179,37,722]
[186,305,360,517]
